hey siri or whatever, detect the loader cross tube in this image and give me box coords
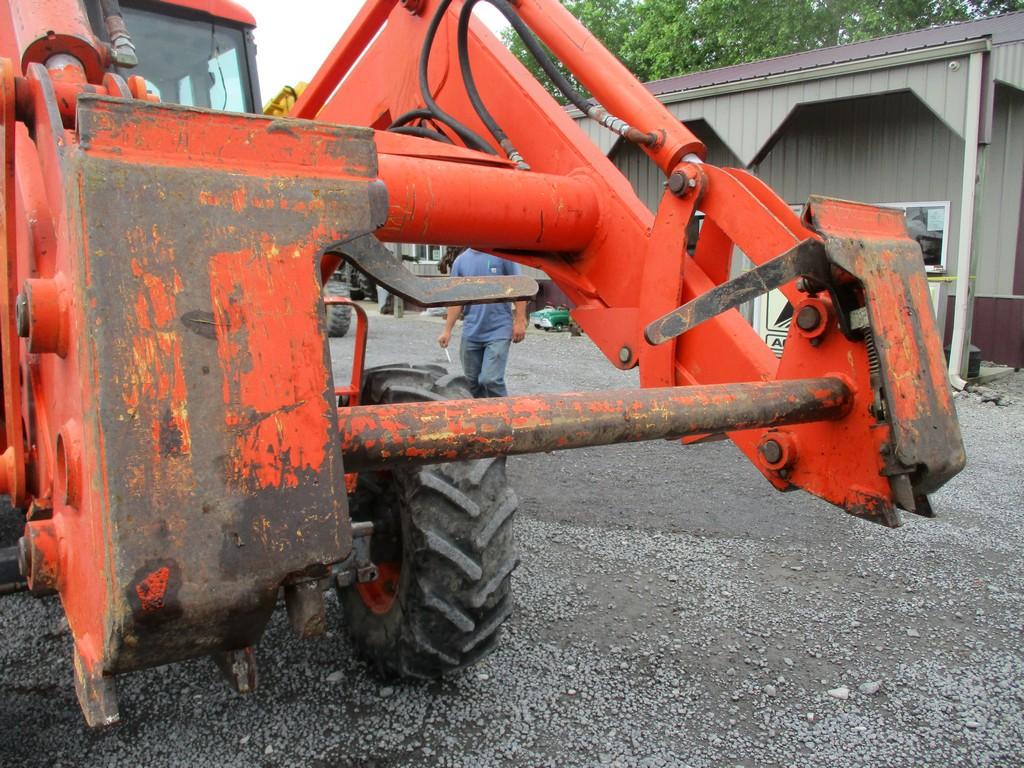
[338,377,852,472]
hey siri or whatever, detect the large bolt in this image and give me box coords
[761,439,783,465]
[618,346,632,364]
[15,292,29,337]
[19,278,69,356]
[667,171,697,197]
[796,305,822,332]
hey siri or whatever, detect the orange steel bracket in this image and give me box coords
[0,59,25,504]
[304,0,964,525]
[330,296,369,407]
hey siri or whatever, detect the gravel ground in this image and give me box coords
[1,306,1022,767]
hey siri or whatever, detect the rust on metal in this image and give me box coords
[645,239,829,345]
[339,377,851,472]
[804,196,967,500]
[15,90,378,691]
[0,0,970,728]
[324,233,538,308]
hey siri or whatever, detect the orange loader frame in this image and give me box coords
[0,0,964,725]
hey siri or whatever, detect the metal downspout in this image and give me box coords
[948,51,985,388]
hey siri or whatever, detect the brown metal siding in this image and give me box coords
[943,296,1024,367]
[974,297,1024,366]
[977,84,1024,296]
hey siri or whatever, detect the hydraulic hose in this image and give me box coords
[390,125,455,144]
[456,0,657,166]
[416,0,497,154]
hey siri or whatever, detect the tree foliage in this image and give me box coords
[503,0,1023,96]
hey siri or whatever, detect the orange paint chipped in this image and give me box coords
[230,187,247,213]
[121,262,193,456]
[135,566,170,612]
[210,237,331,490]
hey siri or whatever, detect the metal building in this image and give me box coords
[575,12,1024,370]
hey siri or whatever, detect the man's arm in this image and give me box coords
[512,301,527,343]
[438,305,461,348]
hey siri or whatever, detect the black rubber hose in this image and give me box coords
[456,0,526,166]
[390,125,455,144]
[388,108,437,129]
[464,0,593,115]
[462,0,655,149]
[417,0,497,154]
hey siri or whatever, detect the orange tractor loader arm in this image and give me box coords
[0,0,963,726]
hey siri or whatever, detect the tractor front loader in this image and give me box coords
[0,0,964,726]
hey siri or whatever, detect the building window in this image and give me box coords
[878,202,949,274]
[414,245,444,262]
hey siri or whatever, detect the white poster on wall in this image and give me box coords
[751,200,950,357]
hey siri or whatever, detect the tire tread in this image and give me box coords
[339,364,519,678]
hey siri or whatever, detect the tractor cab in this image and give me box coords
[87,0,260,112]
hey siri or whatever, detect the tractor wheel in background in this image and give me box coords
[353,270,377,303]
[324,280,352,338]
[338,364,520,678]
[340,264,376,301]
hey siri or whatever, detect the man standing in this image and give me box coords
[437,248,527,397]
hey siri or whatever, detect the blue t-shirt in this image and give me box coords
[452,249,522,342]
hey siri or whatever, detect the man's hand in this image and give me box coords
[512,300,527,343]
[512,317,527,344]
[439,305,461,349]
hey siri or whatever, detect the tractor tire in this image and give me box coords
[341,265,376,302]
[324,280,352,338]
[338,364,520,678]
[353,271,377,303]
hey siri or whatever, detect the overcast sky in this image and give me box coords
[244,1,509,98]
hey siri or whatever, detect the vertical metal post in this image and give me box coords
[948,50,985,387]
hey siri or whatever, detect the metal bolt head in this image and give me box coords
[667,172,687,195]
[15,292,29,338]
[618,346,631,364]
[16,536,30,578]
[796,305,821,332]
[668,167,700,197]
[761,439,783,465]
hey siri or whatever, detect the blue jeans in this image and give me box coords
[460,337,511,397]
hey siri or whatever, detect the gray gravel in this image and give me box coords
[1,307,1022,767]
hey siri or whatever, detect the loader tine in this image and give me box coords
[644,239,829,345]
[324,233,538,307]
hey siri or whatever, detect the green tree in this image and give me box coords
[504,0,1024,97]
[502,0,641,98]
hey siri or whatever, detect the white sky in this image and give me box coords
[244,1,509,98]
